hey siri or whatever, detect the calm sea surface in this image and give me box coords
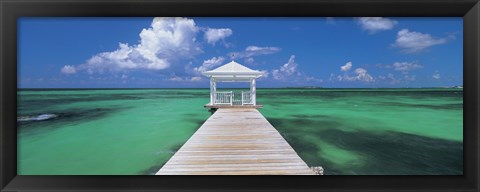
[17,89,463,175]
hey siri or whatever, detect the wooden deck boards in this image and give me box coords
[156,108,314,175]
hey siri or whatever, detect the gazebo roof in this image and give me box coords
[202,61,263,81]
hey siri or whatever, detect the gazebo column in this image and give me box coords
[210,78,216,105]
[250,78,256,105]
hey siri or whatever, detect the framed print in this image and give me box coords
[1,0,479,191]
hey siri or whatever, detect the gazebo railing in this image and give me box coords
[215,91,233,105]
[241,91,253,105]
[214,91,253,105]
[232,92,242,105]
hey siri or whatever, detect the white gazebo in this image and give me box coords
[202,60,263,108]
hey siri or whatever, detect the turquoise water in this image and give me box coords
[17,89,463,175]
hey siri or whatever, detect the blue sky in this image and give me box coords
[18,17,463,88]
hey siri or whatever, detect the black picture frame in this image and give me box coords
[1,0,479,191]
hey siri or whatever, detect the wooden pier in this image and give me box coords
[156,108,314,175]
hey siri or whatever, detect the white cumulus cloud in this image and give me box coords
[354,68,374,82]
[270,55,319,83]
[358,17,397,34]
[272,55,299,80]
[61,65,77,74]
[341,61,352,71]
[393,29,446,53]
[335,62,374,83]
[204,28,233,45]
[65,17,202,75]
[193,56,225,74]
[259,70,270,79]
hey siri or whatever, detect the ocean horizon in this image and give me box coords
[17,88,463,175]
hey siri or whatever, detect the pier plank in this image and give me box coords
[156,108,314,175]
